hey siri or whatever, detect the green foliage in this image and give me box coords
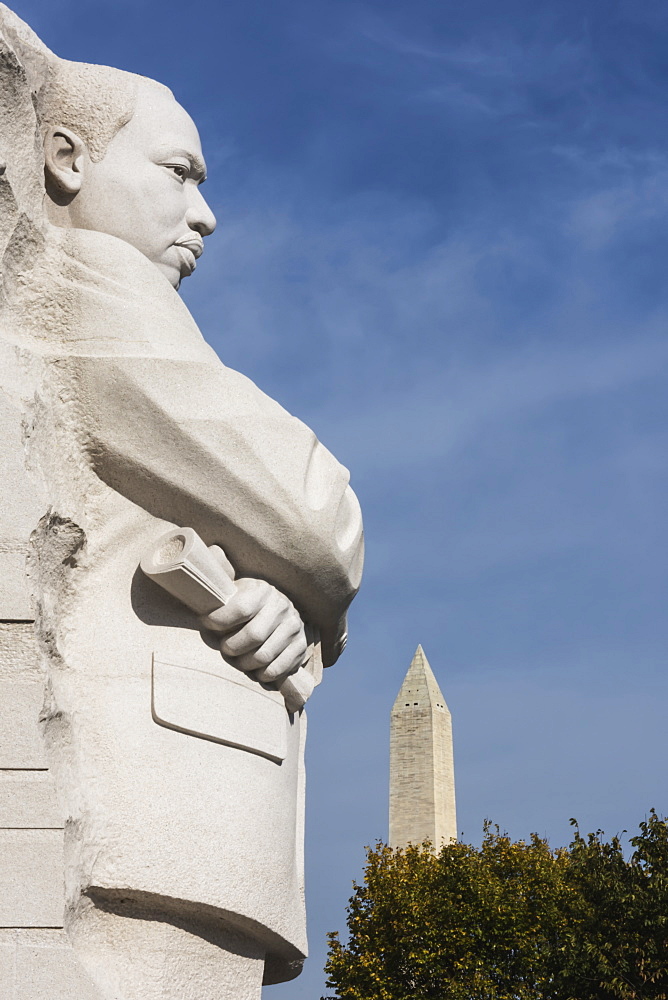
[323,812,668,1000]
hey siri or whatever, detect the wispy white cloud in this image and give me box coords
[322,335,668,472]
[321,8,593,119]
[564,164,668,249]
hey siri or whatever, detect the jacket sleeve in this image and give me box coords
[64,354,364,667]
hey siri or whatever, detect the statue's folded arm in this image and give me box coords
[64,355,364,667]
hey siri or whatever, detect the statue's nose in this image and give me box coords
[186,187,217,238]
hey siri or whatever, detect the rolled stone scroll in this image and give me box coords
[141,526,316,711]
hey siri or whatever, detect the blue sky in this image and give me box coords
[13,0,668,995]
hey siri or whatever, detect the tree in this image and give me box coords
[561,812,668,999]
[323,812,668,1000]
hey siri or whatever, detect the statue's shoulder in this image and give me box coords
[4,226,216,365]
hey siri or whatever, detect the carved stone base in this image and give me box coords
[0,929,102,1000]
[69,901,266,1000]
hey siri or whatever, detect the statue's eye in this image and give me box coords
[169,164,189,181]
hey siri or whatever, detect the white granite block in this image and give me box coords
[0,829,64,927]
[0,772,61,828]
[0,939,15,998]
[0,550,32,622]
[16,939,101,1000]
[0,624,41,681]
[0,681,47,769]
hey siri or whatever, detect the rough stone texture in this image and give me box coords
[0,374,48,619]
[389,645,457,849]
[0,829,64,926]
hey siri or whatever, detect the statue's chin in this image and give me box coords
[154,246,198,290]
[153,258,183,290]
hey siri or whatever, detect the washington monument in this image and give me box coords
[389,645,457,849]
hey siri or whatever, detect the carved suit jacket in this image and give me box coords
[0,226,363,981]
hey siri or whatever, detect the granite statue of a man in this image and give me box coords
[0,7,363,999]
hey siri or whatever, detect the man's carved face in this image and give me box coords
[52,83,216,288]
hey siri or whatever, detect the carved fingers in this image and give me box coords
[244,622,308,683]
[207,578,308,686]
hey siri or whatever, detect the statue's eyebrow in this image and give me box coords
[156,146,207,182]
[187,151,207,183]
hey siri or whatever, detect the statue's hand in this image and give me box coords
[200,579,308,687]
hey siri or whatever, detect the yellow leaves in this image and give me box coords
[324,813,668,1000]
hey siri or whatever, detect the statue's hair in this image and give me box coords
[36,59,173,162]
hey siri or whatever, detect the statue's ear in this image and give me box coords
[43,127,86,201]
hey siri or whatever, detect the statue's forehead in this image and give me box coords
[130,84,203,149]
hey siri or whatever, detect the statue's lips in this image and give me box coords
[172,235,204,276]
[173,235,204,259]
